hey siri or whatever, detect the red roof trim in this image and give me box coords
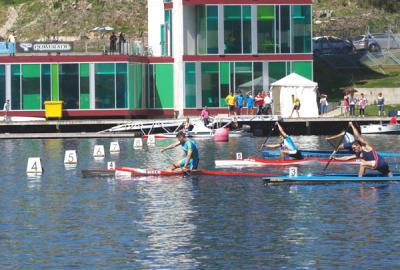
[183,54,313,62]
[0,55,130,64]
[164,2,173,9]
[183,0,312,5]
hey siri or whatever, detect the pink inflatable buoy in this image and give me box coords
[214,128,229,142]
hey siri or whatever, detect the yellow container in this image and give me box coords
[44,101,63,119]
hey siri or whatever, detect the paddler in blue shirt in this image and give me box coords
[161,131,199,171]
[262,122,303,160]
[326,122,359,152]
[333,140,393,177]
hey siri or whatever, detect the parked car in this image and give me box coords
[352,34,380,52]
[371,33,400,50]
[313,36,355,55]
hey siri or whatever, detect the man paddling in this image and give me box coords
[326,122,358,152]
[161,131,199,171]
[262,122,303,160]
[333,140,393,177]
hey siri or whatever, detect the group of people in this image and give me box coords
[109,32,126,54]
[0,31,16,56]
[343,93,369,117]
[225,90,275,117]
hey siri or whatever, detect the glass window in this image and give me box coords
[0,65,5,108]
[41,64,51,109]
[95,63,115,109]
[235,62,252,97]
[253,62,263,93]
[269,62,287,85]
[59,64,79,109]
[11,64,20,110]
[207,6,218,54]
[292,5,312,53]
[198,6,207,54]
[135,64,143,109]
[224,5,241,54]
[22,64,41,110]
[219,62,230,107]
[280,5,290,53]
[80,64,90,109]
[116,63,128,108]
[201,63,219,107]
[243,5,252,54]
[258,5,275,53]
[185,63,196,108]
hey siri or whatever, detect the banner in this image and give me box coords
[16,42,74,53]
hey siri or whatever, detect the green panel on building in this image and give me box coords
[292,61,313,80]
[269,62,287,84]
[22,64,41,110]
[220,62,229,107]
[128,64,134,109]
[80,63,90,109]
[51,64,59,101]
[155,64,173,108]
[135,64,143,108]
[185,62,196,108]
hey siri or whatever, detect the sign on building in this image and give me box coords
[16,42,74,53]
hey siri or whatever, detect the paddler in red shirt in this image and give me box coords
[255,91,265,115]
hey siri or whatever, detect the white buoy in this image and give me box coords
[115,169,132,179]
[64,150,78,164]
[236,152,243,160]
[110,142,120,153]
[133,138,143,149]
[93,145,105,158]
[288,167,298,178]
[107,161,116,170]
[26,157,43,174]
[147,135,156,146]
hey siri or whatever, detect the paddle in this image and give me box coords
[259,121,278,150]
[323,123,350,172]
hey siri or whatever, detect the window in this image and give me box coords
[257,6,275,53]
[185,63,196,108]
[292,5,312,53]
[41,64,51,109]
[95,63,115,109]
[201,63,219,107]
[224,6,242,54]
[22,64,41,110]
[59,64,79,109]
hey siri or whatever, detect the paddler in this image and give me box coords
[262,122,303,160]
[332,140,393,177]
[326,122,361,153]
[160,131,199,171]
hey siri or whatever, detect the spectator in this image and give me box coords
[255,91,264,115]
[109,32,117,54]
[263,91,273,115]
[343,95,349,117]
[246,90,254,115]
[358,93,367,118]
[7,31,15,56]
[377,92,385,116]
[200,106,210,126]
[319,94,328,116]
[3,99,10,121]
[289,94,300,118]
[236,92,244,115]
[118,32,126,54]
[349,93,357,116]
[225,91,236,117]
[389,116,398,125]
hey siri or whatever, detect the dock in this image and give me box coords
[0,116,394,139]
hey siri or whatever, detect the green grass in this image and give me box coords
[338,104,400,117]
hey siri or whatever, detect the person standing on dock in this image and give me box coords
[263,92,273,115]
[200,106,210,126]
[161,131,200,171]
[246,91,254,115]
[236,92,244,115]
[225,91,236,117]
[349,93,357,116]
[255,91,264,115]
[358,93,367,118]
[262,122,303,160]
[3,99,10,121]
[289,94,301,118]
[377,92,385,116]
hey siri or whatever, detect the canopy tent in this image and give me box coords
[270,73,319,118]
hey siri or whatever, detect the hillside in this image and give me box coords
[0,0,147,41]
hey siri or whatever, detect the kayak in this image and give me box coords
[215,157,361,167]
[262,149,400,158]
[82,167,279,178]
[263,173,400,184]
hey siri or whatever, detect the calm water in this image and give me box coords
[0,134,400,269]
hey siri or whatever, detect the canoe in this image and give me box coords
[262,149,400,158]
[82,167,279,178]
[263,173,400,184]
[215,157,361,167]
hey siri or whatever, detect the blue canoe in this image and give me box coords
[262,149,400,158]
[263,173,400,184]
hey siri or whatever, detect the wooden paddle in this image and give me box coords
[259,121,278,150]
[323,123,350,172]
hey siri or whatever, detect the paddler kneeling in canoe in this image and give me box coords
[160,131,200,171]
[332,140,393,177]
[262,122,303,160]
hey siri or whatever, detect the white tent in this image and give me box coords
[270,73,319,118]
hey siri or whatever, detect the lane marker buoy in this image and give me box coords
[107,161,116,170]
[93,145,105,158]
[27,157,43,174]
[133,138,143,149]
[236,152,243,160]
[147,135,156,146]
[110,142,120,153]
[64,150,78,164]
[288,167,298,178]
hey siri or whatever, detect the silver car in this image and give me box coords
[352,34,380,52]
[371,33,400,50]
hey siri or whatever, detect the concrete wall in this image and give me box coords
[148,0,164,57]
[356,88,400,105]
